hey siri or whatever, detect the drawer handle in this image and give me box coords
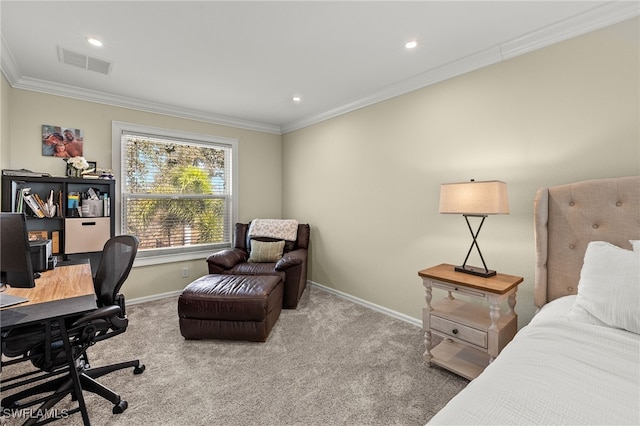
[81,222,97,226]
[452,329,459,335]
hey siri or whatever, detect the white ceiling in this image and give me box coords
[1,1,638,134]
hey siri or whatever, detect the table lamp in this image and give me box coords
[439,180,509,277]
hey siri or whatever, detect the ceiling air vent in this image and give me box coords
[57,46,112,75]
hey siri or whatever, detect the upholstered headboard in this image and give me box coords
[533,176,640,308]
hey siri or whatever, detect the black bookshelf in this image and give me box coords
[1,172,115,274]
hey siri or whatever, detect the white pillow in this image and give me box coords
[630,240,640,251]
[247,239,285,263]
[568,241,640,334]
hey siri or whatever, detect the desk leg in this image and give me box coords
[20,321,91,426]
[58,322,91,426]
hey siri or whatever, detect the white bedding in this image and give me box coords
[428,296,640,425]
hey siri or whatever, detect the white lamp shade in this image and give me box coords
[439,180,509,215]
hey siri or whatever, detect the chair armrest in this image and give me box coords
[71,305,128,342]
[71,306,121,327]
[207,249,248,270]
[275,249,306,271]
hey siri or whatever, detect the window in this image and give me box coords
[112,122,237,263]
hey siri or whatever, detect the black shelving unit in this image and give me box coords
[1,172,115,274]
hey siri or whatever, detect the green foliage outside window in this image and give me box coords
[123,137,230,251]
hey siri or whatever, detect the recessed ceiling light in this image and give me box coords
[87,38,103,47]
[405,40,418,49]
[292,96,302,104]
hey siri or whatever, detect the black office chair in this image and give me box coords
[1,235,145,419]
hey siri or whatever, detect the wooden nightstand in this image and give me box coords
[418,263,523,380]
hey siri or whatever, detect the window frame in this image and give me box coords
[112,121,238,266]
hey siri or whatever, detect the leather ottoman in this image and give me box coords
[178,274,283,342]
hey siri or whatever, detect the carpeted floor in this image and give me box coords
[1,285,468,425]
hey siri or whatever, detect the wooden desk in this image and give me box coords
[1,263,96,329]
[1,262,96,426]
[2,262,95,306]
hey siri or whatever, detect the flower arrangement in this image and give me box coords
[65,156,90,177]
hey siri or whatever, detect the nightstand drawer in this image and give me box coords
[430,281,486,298]
[431,315,487,348]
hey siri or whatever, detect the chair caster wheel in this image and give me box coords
[134,364,145,375]
[113,400,128,414]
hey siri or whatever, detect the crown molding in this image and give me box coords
[13,76,282,134]
[500,0,640,60]
[1,34,22,84]
[281,46,504,134]
[281,1,640,134]
[1,58,282,135]
[3,2,638,136]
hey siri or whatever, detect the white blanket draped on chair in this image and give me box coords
[248,219,299,241]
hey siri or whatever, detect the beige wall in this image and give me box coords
[2,18,638,326]
[282,18,640,327]
[2,86,283,300]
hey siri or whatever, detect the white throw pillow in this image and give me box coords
[568,241,640,334]
[247,239,285,263]
[630,240,640,251]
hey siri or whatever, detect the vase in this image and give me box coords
[67,165,82,178]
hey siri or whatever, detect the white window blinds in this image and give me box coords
[120,130,233,254]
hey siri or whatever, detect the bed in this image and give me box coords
[428,176,640,425]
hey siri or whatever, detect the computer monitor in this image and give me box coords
[0,212,36,288]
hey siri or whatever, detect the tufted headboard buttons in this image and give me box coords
[533,176,640,308]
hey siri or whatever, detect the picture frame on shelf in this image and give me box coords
[28,230,48,242]
[83,161,100,179]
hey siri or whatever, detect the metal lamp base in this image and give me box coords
[455,265,497,278]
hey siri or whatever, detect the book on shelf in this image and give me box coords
[21,189,59,218]
[11,183,28,213]
[23,193,45,218]
[51,230,60,254]
[104,196,111,216]
[16,187,25,213]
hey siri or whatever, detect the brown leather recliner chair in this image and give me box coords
[206,222,310,309]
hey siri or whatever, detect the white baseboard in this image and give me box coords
[127,289,183,306]
[309,280,422,328]
[126,281,422,329]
